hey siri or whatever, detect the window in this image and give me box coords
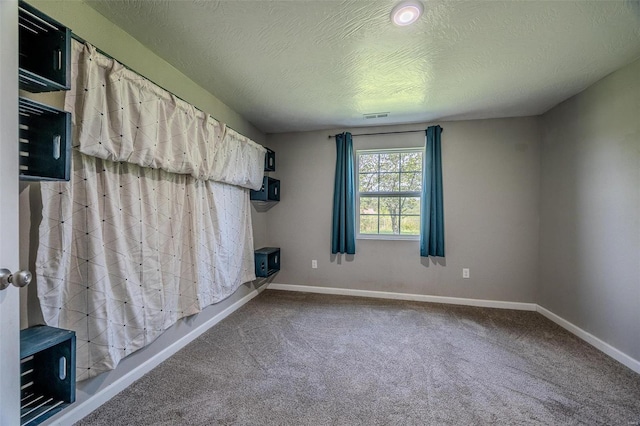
[357,148,423,239]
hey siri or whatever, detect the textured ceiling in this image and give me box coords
[87,0,640,134]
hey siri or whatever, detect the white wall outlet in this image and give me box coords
[312,260,318,269]
[463,268,470,279]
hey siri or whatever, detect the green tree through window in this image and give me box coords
[357,148,422,236]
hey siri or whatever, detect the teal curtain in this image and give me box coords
[331,132,356,254]
[420,125,445,257]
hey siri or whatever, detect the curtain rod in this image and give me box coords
[327,129,426,139]
[70,33,249,142]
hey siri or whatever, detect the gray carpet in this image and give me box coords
[76,289,640,425]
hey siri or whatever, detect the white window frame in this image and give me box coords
[356,147,423,241]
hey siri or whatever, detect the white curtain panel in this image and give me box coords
[36,41,262,381]
[67,41,265,190]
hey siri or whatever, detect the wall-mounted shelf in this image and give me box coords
[18,1,72,182]
[264,148,275,171]
[19,0,71,92]
[254,149,280,276]
[255,247,280,278]
[20,325,76,426]
[19,97,71,182]
[250,176,280,202]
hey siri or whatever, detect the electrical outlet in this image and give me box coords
[312,260,318,269]
[463,268,470,279]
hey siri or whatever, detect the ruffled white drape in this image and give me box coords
[69,42,265,189]
[36,41,264,381]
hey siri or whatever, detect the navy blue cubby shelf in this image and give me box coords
[19,0,71,92]
[250,176,280,202]
[19,97,72,182]
[264,148,275,171]
[255,247,281,278]
[20,325,76,426]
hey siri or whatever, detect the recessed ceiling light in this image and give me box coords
[391,1,424,26]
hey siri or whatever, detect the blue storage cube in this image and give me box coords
[250,176,280,202]
[264,148,276,171]
[20,325,76,425]
[19,97,72,182]
[255,247,281,277]
[19,1,71,92]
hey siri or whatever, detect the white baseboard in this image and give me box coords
[536,305,640,375]
[267,283,537,311]
[268,283,640,376]
[48,285,267,425]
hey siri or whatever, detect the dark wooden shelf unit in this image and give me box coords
[250,176,280,202]
[264,148,275,171]
[20,325,76,426]
[255,247,281,278]
[18,1,72,181]
[19,0,71,92]
[19,97,71,181]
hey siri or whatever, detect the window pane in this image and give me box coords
[359,173,378,192]
[359,196,378,214]
[379,197,400,215]
[400,215,420,235]
[400,172,421,191]
[379,172,400,192]
[379,153,400,172]
[356,149,424,237]
[401,197,420,215]
[359,154,378,173]
[360,215,378,234]
[379,215,399,234]
[401,152,422,172]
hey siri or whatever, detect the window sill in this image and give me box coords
[357,234,419,241]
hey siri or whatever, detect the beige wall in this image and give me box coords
[538,58,640,361]
[265,117,541,302]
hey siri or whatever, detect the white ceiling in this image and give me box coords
[87,0,640,134]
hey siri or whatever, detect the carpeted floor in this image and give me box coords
[76,289,640,425]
